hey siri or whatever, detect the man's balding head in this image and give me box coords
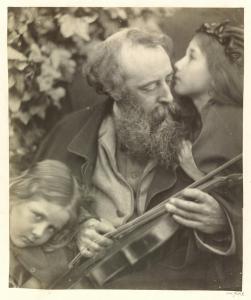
[86,28,173,101]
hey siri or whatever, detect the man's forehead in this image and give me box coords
[120,44,172,82]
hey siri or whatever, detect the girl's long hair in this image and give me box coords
[10,160,84,252]
[194,32,243,107]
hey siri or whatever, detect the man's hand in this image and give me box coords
[165,188,227,234]
[76,218,115,257]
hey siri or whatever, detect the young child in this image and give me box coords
[9,159,84,288]
[173,21,243,177]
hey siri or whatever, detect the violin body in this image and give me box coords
[82,215,178,287]
[51,215,179,288]
[49,156,242,289]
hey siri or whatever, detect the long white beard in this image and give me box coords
[113,98,184,168]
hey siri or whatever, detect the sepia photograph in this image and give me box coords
[2,1,249,297]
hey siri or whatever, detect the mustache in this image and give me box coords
[150,101,179,129]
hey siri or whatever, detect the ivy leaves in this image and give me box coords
[8,7,179,175]
[58,14,97,41]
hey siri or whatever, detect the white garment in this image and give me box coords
[90,114,157,227]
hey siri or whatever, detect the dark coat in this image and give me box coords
[10,242,76,288]
[34,99,242,290]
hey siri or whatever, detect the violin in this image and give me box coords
[49,154,242,289]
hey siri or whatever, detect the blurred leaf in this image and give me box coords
[15,73,25,94]
[14,111,31,125]
[20,7,37,24]
[41,62,61,78]
[29,43,44,63]
[18,23,28,35]
[29,105,47,119]
[9,73,16,88]
[34,15,55,35]
[9,93,22,112]
[22,91,32,102]
[8,31,20,45]
[50,48,71,69]
[48,87,65,108]
[71,17,90,40]
[8,46,27,61]
[37,74,54,92]
[16,61,29,71]
[58,14,91,41]
[106,8,128,20]
[58,14,75,38]
[8,11,16,32]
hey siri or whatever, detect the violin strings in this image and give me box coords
[64,153,242,285]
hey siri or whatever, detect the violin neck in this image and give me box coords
[109,153,242,239]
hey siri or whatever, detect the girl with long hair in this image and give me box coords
[9,159,85,288]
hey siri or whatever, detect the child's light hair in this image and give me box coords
[10,160,84,251]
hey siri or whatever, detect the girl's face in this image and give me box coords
[10,197,70,248]
[174,37,212,99]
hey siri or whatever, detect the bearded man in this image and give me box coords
[35,28,240,290]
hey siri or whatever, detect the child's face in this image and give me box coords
[10,197,70,248]
[174,37,212,98]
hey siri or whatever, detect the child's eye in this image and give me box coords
[32,212,43,221]
[48,226,56,234]
[189,53,196,61]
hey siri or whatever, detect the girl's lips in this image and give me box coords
[22,236,34,245]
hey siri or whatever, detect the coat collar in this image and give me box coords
[67,99,113,164]
[146,165,177,206]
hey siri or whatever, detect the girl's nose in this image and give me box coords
[31,223,47,239]
[174,57,184,71]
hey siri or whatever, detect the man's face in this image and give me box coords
[120,44,174,120]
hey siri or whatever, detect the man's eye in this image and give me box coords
[141,82,158,92]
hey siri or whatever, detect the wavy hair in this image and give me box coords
[194,30,243,106]
[85,28,174,101]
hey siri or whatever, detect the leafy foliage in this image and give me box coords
[8,7,179,175]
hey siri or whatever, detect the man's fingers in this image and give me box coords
[78,236,103,252]
[165,203,203,222]
[81,228,113,247]
[168,197,202,213]
[96,219,116,234]
[178,188,213,203]
[172,214,201,230]
[79,247,95,258]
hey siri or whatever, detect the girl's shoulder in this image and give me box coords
[10,243,76,288]
[202,101,242,129]
[192,102,242,173]
[9,246,31,287]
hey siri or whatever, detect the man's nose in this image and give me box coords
[159,82,173,103]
